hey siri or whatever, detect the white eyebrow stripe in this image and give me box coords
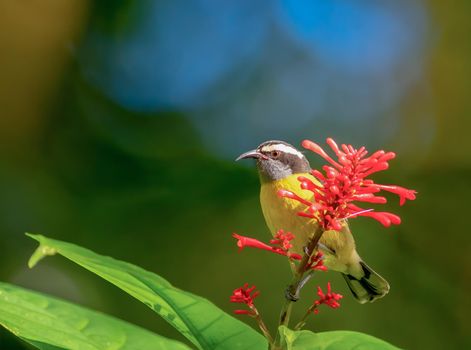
[261,144,304,158]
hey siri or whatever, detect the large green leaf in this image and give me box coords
[27,234,267,350]
[278,326,400,350]
[0,282,190,350]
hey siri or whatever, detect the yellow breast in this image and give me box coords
[260,173,319,253]
[259,173,358,272]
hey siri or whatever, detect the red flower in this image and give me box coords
[233,231,302,260]
[306,251,327,272]
[270,230,296,251]
[230,283,259,315]
[279,138,417,230]
[312,282,343,314]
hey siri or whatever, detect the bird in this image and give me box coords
[236,140,390,303]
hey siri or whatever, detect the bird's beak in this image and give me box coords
[236,149,266,161]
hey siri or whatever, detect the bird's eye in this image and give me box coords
[271,151,280,158]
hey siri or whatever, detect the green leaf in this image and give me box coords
[27,233,267,350]
[278,326,400,350]
[0,282,191,350]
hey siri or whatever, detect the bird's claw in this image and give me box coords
[284,287,299,302]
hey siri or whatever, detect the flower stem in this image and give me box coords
[251,307,274,345]
[294,306,316,330]
[273,226,324,350]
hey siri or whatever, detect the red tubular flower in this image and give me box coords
[230,283,259,315]
[270,230,296,251]
[278,138,417,230]
[306,251,327,272]
[230,284,274,343]
[230,283,259,306]
[312,282,343,314]
[233,231,302,260]
[233,234,274,252]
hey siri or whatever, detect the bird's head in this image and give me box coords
[236,140,311,182]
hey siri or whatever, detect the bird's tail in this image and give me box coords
[342,261,390,304]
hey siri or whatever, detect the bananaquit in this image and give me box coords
[237,140,389,303]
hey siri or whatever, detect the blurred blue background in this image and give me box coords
[0,0,469,349]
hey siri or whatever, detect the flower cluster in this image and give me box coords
[230,283,260,315]
[230,283,274,343]
[279,138,417,230]
[311,282,343,314]
[232,230,302,260]
[270,230,295,251]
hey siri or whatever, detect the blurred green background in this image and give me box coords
[0,1,469,349]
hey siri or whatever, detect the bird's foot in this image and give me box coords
[284,272,315,302]
[284,287,299,302]
[296,272,314,294]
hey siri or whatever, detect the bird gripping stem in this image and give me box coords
[277,226,325,328]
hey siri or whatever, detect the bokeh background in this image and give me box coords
[0,1,470,349]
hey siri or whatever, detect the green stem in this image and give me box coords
[274,226,324,347]
[294,305,316,330]
[251,306,274,346]
[254,311,274,346]
[281,226,324,325]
